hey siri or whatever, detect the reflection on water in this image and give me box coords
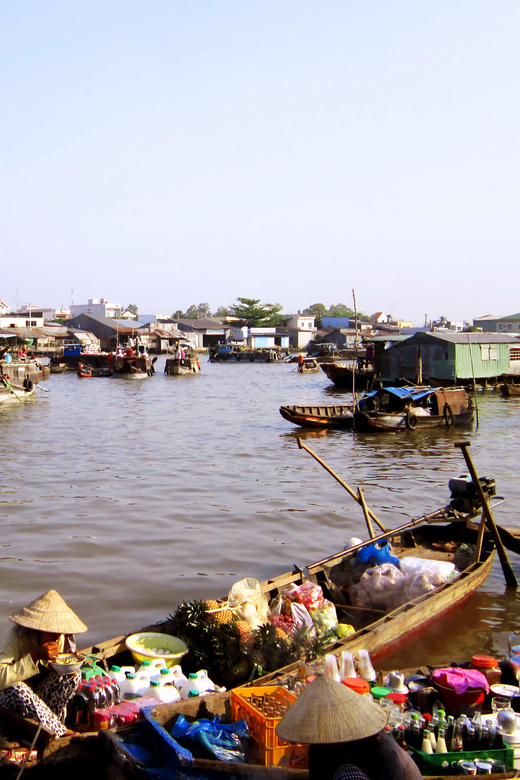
[0,361,520,662]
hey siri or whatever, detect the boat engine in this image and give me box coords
[449,474,496,512]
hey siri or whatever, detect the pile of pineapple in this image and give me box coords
[164,598,327,688]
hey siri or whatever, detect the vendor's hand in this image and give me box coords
[30,641,60,663]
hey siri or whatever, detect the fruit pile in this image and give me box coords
[164,599,328,688]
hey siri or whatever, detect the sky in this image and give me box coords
[1,2,518,326]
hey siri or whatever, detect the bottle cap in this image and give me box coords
[110,666,121,672]
[188,690,200,698]
[160,668,169,675]
[141,660,151,667]
[150,680,160,687]
[188,673,198,679]
[126,673,136,679]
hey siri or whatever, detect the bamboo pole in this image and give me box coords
[297,438,387,532]
[358,487,375,539]
[455,441,517,587]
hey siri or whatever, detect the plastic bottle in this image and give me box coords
[120,672,140,701]
[357,650,376,684]
[144,679,166,701]
[151,667,173,684]
[108,665,127,684]
[170,666,188,690]
[179,670,219,699]
[339,651,357,680]
[137,659,153,678]
[135,673,152,697]
[325,654,341,682]
[65,683,89,727]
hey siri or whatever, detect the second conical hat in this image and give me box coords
[276,675,388,744]
[9,590,87,633]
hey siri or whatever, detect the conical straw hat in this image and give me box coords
[9,590,87,634]
[276,676,388,744]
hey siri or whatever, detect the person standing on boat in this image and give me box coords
[297,353,304,372]
[276,676,422,780]
[0,590,87,737]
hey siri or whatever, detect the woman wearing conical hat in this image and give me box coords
[276,676,422,780]
[0,590,87,738]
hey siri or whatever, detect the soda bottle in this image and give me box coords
[435,727,448,754]
[65,683,89,727]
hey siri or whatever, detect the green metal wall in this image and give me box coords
[454,342,509,378]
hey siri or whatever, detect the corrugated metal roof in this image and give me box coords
[420,332,519,344]
[173,318,228,330]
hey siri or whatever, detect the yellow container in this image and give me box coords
[125,632,188,668]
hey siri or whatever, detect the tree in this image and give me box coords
[213,305,231,319]
[172,309,185,320]
[303,303,327,328]
[127,303,139,319]
[228,298,284,327]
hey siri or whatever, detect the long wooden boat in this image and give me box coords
[77,361,112,378]
[320,362,377,390]
[354,386,474,432]
[279,404,353,429]
[499,382,520,398]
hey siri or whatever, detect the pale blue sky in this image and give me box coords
[1,1,518,324]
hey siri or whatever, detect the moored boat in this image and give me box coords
[320,362,377,390]
[77,361,112,378]
[279,404,353,429]
[0,359,46,402]
[354,387,474,432]
[499,383,520,398]
[111,354,154,379]
[165,344,201,375]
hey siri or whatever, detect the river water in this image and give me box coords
[1,359,520,668]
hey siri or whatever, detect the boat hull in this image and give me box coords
[165,357,201,375]
[279,405,353,429]
[354,409,474,432]
[320,363,376,390]
[500,383,520,397]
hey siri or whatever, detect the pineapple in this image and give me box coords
[205,600,234,625]
[229,658,252,685]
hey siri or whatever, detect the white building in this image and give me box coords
[1,311,45,328]
[281,313,317,349]
[70,298,122,319]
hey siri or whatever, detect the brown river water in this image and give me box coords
[1,358,520,670]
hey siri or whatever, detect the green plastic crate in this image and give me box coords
[409,745,514,775]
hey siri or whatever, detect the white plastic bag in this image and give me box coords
[399,557,456,581]
[227,578,269,628]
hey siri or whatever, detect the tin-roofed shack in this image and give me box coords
[380,332,518,386]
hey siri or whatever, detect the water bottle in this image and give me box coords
[170,666,188,691]
[151,667,173,684]
[137,659,153,678]
[179,670,220,699]
[120,672,140,701]
[108,665,127,684]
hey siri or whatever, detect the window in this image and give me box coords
[480,345,499,361]
[510,348,520,361]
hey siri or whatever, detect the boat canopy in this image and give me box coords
[384,387,433,402]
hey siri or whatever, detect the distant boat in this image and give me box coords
[280,404,353,429]
[354,386,474,432]
[296,357,320,373]
[499,382,520,398]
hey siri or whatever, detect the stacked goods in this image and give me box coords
[163,579,348,688]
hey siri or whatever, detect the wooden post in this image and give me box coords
[455,441,517,587]
[297,438,387,532]
[474,510,486,563]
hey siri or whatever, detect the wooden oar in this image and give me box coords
[297,438,387,532]
[455,441,518,588]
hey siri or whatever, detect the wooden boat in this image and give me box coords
[296,358,320,373]
[77,361,112,378]
[111,354,154,379]
[320,362,377,391]
[279,404,353,429]
[499,382,520,398]
[354,386,474,432]
[0,359,46,402]
[50,360,68,373]
[165,352,201,375]
[81,472,499,679]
